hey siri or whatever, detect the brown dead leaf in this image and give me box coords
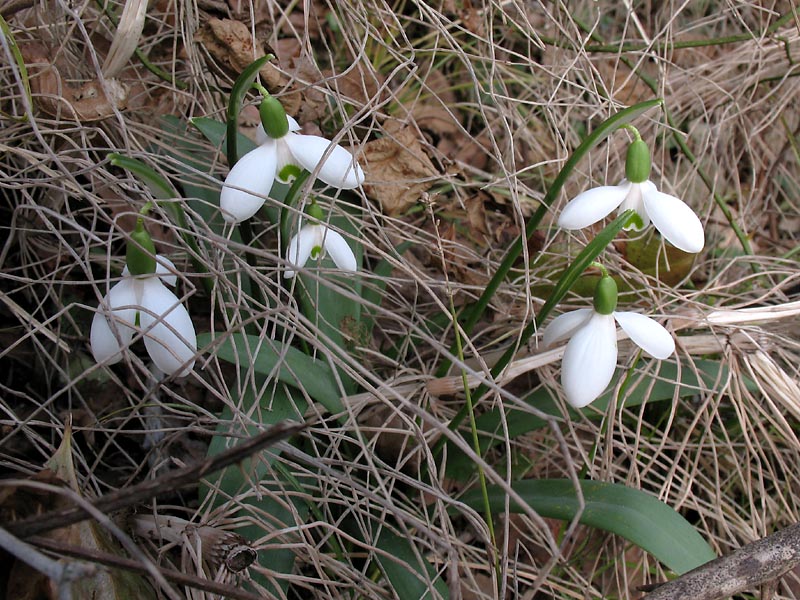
[362,122,438,216]
[4,422,155,600]
[196,18,302,114]
[22,44,128,121]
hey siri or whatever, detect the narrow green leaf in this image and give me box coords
[109,153,176,200]
[459,479,716,575]
[534,208,637,329]
[0,14,31,122]
[438,97,663,377]
[438,209,638,467]
[198,332,344,414]
[108,153,211,292]
[227,56,271,166]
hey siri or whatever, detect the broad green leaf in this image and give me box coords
[190,116,258,157]
[197,332,343,414]
[374,528,449,599]
[445,358,740,480]
[459,479,716,575]
[203,384,308,598]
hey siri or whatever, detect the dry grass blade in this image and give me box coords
[1,1,799,598]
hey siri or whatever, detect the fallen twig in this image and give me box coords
[641,523,800,599]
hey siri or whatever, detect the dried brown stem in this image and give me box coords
[5,420,306,539]
[29,536,264,600]
[641,523,800,600]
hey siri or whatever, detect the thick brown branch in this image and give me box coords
[30,536,264,600]
[641,523,800,600]
[5,420,306,539]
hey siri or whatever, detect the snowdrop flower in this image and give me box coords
[221,96,365,223]
[284,203,356,278]
[90,222,196,376]
[542,271,675,408]
[558,136,704,254]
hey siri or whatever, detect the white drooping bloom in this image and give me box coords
[543,307,675,408]
[557,179,705,254]
[543,273,675,409]
[220,117,365,223]
[284,221,357,278]
[90,256,197,376]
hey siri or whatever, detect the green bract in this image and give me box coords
[305,202,325,221]
[593,274,618,315]
[625,138,651,183]
[259,95,289,139]
[126,219,156,276]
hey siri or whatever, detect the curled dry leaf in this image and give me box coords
[4,422,155,600]
[22,44,128,121]
[195,18,302,115]
[362,122,438,216]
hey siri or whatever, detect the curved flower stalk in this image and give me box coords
[220,96,365,223]
[542,270,675,408]
[558,134,705,254]
[284,203,356,278]
[90,222,196,377]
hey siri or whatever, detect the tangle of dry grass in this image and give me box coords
[1,1,799,599]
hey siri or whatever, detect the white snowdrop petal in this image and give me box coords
[220,143,277,223]
[255,118,297,145]
[284,224,320,278]
[642,188,705,253]
[613,311,675,360]
[285,134,364,189]
[139,279,197,376]
[154,255,177,287]
[322,228,357,272]
[557,184,629,230]
[90,280,138,365]
[542,308,593,347]
[561,313,618,408]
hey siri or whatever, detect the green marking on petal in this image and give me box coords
[311,245,323,260]
[278,164,302,182]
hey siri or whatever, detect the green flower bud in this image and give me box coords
[625,139,651,183]
[259,95,289,139]
[593,274,618,315]
[305,202,325,221]
[126,219,156,276]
